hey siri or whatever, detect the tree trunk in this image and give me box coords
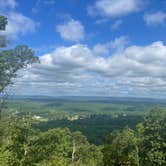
[72,140,76,163]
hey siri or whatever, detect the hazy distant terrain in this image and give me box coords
[5,96,166,144]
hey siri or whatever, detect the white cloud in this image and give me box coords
[0,0,38,39]
[93,44,110,56]
[2,12,37,39]
[12,39,166,98]
[93,36,128,55]
[0,0,17,11]
[144,11,166,26]
[56,19,84,42]
[88,0,144,18]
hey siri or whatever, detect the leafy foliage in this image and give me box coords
[2,116,35,166]
[0,15,7,31]
[101,109,166,166]
[137,108,166,166]
[0,108,166,166]
[103,128,139,166]
[0,15,8,47]
[0,46,38,93]
[0,15,38,118]
[1,116,103,166]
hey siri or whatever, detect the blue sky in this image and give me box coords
[6,0,166,50]
[1,0,166,98]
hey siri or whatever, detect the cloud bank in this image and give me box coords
[12,39,166,98]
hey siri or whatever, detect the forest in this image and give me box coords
[0,105,166,166]
[0,12,166,166]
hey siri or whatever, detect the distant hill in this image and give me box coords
[8,95,166,105]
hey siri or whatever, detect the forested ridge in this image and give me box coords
[0,15,166,166]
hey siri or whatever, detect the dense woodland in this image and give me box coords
[0,15,166,166]
[0,108,165,166]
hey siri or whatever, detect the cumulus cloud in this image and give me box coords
[2,12,37,39]
[144,11,166,26]
[12,39,166,98]
[56,19,84,42]
[88,0,144,18]
[0,0,38,39]
[93,36,128,56]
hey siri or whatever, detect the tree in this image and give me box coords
[0,15,7,31]
[25,128,103,166]
[0,45,38,93]
[137,108,166,166]
[0,15,38,164]
[1,123,103,166]
[0,15,38,118]
[1,116,36,166]
[0,15,8,47]
[70,131,103,166]
[102,128,139,166]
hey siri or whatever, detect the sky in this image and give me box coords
[1,0,166,98]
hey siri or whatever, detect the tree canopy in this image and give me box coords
[0,15,8,47]
[0,15,38,117]
[137,108,166,166]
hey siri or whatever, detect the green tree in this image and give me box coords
[0,15,38,162]
[0,15,7,31]
[137,108,166,166]
[26,128,103,166]
[103,128,139,166]
[0,15,38,117]
[0,115,104,166]
[0,45,38,93]
[0,15,8,47]
[1,116,36,166]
